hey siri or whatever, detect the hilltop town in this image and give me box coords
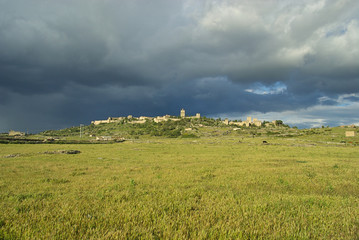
[91,108,274,127]
[91,109,200,125]
[3,109,357,143]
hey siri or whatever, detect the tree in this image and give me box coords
[275,120,283,126]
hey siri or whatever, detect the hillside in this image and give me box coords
[1,116,358,146]
[33,117,359,146]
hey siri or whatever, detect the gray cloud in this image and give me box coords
[0,0,359,132]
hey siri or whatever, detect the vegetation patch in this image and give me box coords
[43,150,81,154]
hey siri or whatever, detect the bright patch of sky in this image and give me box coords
[245,82,287,95]
[319,93,359,107]
[219,98,359,129]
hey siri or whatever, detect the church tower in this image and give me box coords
[180,108,185,118]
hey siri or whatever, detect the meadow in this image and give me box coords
[1,129,359,239]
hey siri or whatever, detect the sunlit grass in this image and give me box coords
[1,137,359,239]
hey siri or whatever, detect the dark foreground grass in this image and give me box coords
[1,139,359,239]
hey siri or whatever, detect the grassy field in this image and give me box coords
[1,131,359,239]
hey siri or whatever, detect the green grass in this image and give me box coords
[1,135,359,239]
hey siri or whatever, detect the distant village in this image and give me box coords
[92,108,270,127]
[89,108,357,137]
[92,109,199,125]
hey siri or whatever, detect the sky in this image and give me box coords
[0,0,359,132]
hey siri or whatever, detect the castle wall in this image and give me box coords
[92,120,110,125]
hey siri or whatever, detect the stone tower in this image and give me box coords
[180,108,185,118]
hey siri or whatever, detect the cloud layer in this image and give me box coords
[1,0,359,131]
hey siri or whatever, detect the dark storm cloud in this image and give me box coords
[1,0,359,131]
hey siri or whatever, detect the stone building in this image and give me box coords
[225,116,262,127]
[8,130,25,136]
[345,131,355,137]
[253,118,262,127]
[154,115,170,123]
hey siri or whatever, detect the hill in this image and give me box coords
[34,117,357,145]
